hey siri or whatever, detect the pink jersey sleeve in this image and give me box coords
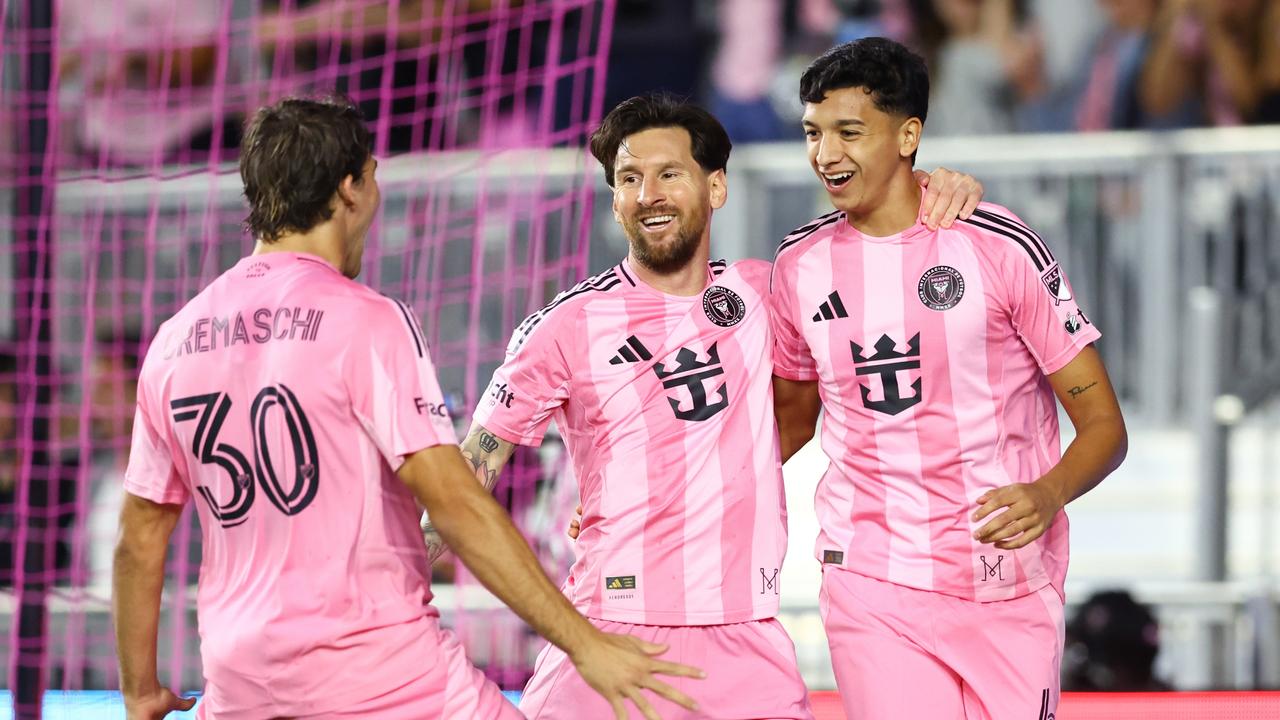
[472,308,572,447]
[1001,223,1102,375]
[769,262,819,381]
[345,297,457,470]
[123,363,190,505]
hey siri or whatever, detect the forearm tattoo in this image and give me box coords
[461,430,510,493]
[1067,381,1098,399]
[423,427,513,562]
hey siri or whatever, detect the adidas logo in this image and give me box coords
[812,291,849,322]
[608,335,652,365]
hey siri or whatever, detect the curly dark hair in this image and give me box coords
[589,93,732,188]
[239,96,374,242]
[799,37,930,123]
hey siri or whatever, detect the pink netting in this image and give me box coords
[1,1,615,714]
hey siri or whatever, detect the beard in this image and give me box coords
[622,205,707,275]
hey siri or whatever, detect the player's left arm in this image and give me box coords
[972,345,1128,549]
[421,422,518,562]
[114,493,197,719]
[914,167,984,230]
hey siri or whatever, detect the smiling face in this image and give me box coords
[611,126,725,274]
[803,86,921,217]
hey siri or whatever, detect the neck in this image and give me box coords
[253,222,346,274]
[628,237,713,297]
[843,168,922,237]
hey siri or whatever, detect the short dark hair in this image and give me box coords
[240,96,374,242]
[589,93,732,188]
[799,37,929,124]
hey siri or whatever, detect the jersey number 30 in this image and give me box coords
[171,385,320,528]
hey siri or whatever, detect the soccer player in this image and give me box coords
[770,39,1129,720]
[112,96,702,720]
[430,93,985,719]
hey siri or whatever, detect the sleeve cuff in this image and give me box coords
[772,363,820,382]
[122,479,189,506]
[1041,327,1102,375]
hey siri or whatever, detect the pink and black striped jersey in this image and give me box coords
[126,252,457,717]
[771,201,1100,602]
[474,258,787,625]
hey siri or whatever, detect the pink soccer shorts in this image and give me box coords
[821,566,1064,720]
[519,617,814,720]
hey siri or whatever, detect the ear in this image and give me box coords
[708,169,727,211]
[898,117,922,160]
[611,191,623,225]
[335,174,359,209]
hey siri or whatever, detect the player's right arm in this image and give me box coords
[769,252,822,463]
[114,494,197,720]
[114,354,197,720]
[359,298,702,719]
[774,376,822,463]
[398,444,704,720]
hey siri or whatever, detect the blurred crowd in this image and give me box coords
[691,0,1280,141]
[49,0,1280,167]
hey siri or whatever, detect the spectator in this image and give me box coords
[709,0,881,142]
[258,1,548,152]
[85,329,145,594]
[0,349,18,586]
[0,350,16,491]
[1017,0,1107,131]
[1076,0,1177,130]
[1141,0,1280,126]
[829,0,916,43]
[709,0,787,142]
[57,0,244,167]
[1063,590,1171,691]
[0,348,79,588]
[603,1,710,120]
[910,0,1043,136]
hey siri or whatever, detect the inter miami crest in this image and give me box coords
[702,286,745,327]
[917,265,965,311]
